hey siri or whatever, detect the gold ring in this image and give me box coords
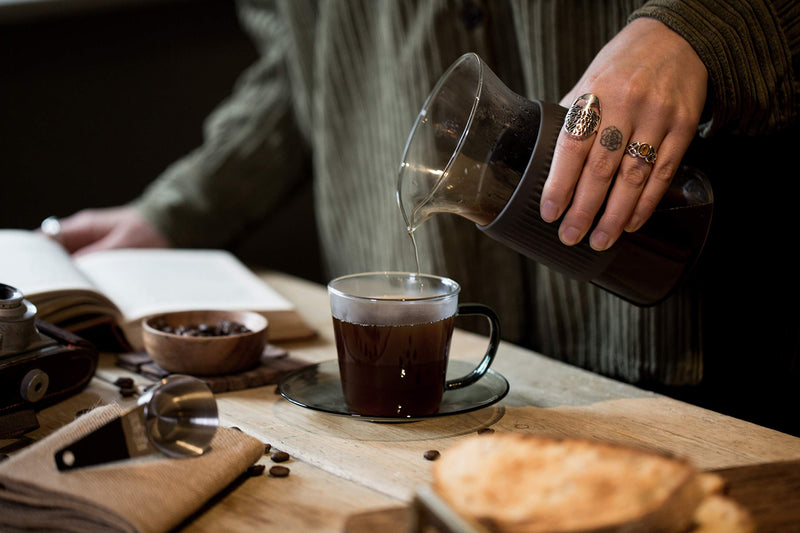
[626,141,657,164]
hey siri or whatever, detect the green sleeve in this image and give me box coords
[630,0,799,136]
[132,1,310,248]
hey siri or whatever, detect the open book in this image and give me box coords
[0,230,316,351]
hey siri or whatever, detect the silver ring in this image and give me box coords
[40,216,63,242]
[563,93,601,139]
[626,141,657,164]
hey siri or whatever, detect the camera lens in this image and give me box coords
[0,283,23,307]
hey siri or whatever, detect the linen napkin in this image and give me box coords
[0,404,264,533]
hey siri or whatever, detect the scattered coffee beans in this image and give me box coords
[271,451,290,463]
[423,450,440,461]
[269,465,291,478]
[247,464,266,477]
[264,443,272,454]
[477,428,495,435]
[151,318,251,337]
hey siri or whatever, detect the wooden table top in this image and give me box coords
[30,271,800,532]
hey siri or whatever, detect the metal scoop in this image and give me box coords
[55,375,218,471]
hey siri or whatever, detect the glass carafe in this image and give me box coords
[397,53,713,306]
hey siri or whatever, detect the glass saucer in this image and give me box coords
[278,360,509,422]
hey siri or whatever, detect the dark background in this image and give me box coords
[0,0,324,282]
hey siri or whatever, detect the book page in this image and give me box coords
[74,248,295,322]
[0,230,97,296]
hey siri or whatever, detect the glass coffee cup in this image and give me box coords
[327,272,500,418]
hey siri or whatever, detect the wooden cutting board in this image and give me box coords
[716,459,800,532]
[345,459,800,533]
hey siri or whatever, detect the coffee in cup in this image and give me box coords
[327,272,499,417]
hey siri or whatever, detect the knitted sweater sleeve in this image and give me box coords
[132,1,310,248]
[630,0,799,136]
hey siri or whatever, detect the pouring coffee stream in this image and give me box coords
[397,53,712,306]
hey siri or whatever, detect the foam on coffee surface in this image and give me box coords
[330,294,456,326]
[329,273,458,326]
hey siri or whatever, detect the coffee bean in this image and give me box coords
[270,451,290,463]
[119,386,137,397]
[423,450,440,461]
[269,465,290,478]
[114,377,134,389]
[477,428,495,435]
[247,464,266,477]
[264,443,272,454]
[153,319,251,337]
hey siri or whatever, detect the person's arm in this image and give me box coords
[58,1,310,256]
[131,0,310,249]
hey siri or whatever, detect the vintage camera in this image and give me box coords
[1,283,98,438]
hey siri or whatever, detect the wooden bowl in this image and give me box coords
[142,310,268,376]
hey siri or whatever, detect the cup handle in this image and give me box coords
[445,303,500,390]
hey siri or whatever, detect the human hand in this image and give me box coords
[540,17,708,251]
[48,206,170,256]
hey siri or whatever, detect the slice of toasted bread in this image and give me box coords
[431,433,717,533]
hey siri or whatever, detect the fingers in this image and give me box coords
[549,130,667,251]
[71,231,131,257]
[540,94,607,227]
[542,94,680,252]
[589,136,663,250]
[544,90,657,251]
[58,209,117,253]
[545,121,631,248]
[42,206,170,255]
